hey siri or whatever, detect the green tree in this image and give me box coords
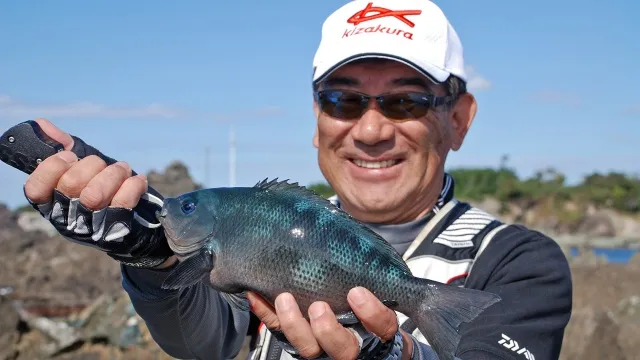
[307,182,335,199]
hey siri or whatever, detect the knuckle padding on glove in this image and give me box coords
[70,135,164,200]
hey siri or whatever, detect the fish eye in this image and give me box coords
[181,201,196,215]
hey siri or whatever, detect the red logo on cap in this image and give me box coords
[347,2,422,28]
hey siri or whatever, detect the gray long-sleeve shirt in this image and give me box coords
[122,264,251,359]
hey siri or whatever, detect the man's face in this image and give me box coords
[312,59,477,224]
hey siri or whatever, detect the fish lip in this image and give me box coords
[166,238,207,255]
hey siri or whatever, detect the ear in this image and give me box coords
[449,92,477,151]
[313,125,319,148]
[312,101,320,149]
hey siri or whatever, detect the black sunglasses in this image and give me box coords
[314,89,452,121]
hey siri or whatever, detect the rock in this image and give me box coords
[16,211,57,237]
[602,209,640,240]
[0,203,18,229]
[468,198,502,218]
[146,160,203,197]
[561,262,640,360]
[0,297,21,360]
[617,295,640,322]
[561,308,626,360]
[613,295,640,359]
[12,300,81,356]
[576,212,616,237]
[581,310,626,360]
[560,296,640,360]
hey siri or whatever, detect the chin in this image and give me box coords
[343,182,402,211]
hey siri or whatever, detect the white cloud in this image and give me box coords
[0,94,284,122]
[0,94,186,120]
[464,65,491,91]
[208,105,286,123]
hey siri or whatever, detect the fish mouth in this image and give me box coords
[172,248,203,262]
[155,199,213,257]
[166,237,209,257]
[155,203,206,255]
[165,229,215,258]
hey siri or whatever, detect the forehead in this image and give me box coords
[319,59,437,91]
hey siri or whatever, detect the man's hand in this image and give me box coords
[24,120,147,212]
[22,118,175,268]
[247,287,413,360]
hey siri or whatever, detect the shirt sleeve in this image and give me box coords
[410,336,441,360]
[456,224,573,360]
[120,263,250,359]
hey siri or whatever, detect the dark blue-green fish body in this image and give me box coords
[158,179,501,360]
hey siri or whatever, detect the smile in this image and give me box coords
[350,159,400,169]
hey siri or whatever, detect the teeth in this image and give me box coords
[352,159,397,169]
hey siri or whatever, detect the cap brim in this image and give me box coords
[313,52,450,85]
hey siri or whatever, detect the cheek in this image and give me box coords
[410,114,452,151]
[317,116,352,149]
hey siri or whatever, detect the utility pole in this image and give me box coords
[204,146,210,188]
[229,125,236,187]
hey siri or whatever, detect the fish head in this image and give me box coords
[156,190,216,257]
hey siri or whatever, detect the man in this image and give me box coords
[20,0,572,359]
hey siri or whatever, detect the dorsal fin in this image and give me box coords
[253,177,356,223]
[253,178,412,275]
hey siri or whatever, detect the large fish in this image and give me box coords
[157,178,501,360]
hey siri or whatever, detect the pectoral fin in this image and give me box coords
[161,251,215,290]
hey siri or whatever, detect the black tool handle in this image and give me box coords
[0,120,66,174]
[0,119,164,210]
[0,120,142,177]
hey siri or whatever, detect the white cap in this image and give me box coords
[312,0,466,85]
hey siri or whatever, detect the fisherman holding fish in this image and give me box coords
[19,0,572,359]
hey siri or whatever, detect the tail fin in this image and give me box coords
[410,280,501,360]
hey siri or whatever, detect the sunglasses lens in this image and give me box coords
[380,93,430,119]
[317,91,365,119]
[316,91,434,121]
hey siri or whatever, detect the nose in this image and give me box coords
[350,107,396,146]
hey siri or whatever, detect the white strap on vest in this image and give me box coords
[402,199,458,261]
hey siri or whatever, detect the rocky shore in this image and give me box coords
[1,161,638,359]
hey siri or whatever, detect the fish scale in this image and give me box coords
[157,178,502,360]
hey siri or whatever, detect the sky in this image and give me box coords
[0,0,638,209]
